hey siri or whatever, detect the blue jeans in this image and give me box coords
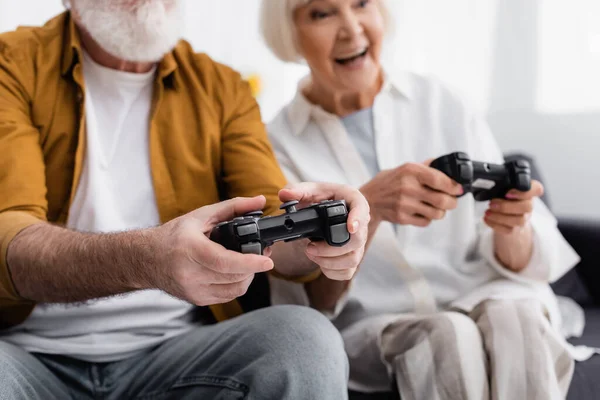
[0,306,349,400]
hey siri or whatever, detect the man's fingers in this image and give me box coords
[306,250,362,272]
[197,239,274,274]
[206,275,256,303]
[306,226,368,258]
[321,267,358,281]
[279,182,331,207]
[346,194,370,234]
[202,269,255,285]
[195,196,267,230]
[280,182,371,234]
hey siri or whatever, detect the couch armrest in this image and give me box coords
[556,217,600,306]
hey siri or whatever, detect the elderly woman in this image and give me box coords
[260,0,581,399]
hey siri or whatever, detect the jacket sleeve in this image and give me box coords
[0,38,47,323]
[218,70,288,217]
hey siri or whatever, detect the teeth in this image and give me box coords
[337,48,368,61]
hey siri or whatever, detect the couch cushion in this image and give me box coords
[566,308,600,400]
[349,391,399,400]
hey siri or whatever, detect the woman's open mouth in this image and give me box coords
[334,48,369,65]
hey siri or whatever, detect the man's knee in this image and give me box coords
[0,341,57,399]
[0,341,29,377]
[235,305,349,397]
[165,305,348,377]
[247,305,347,366]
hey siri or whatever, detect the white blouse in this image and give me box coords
[267,70,584,392]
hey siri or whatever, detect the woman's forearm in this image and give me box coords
[493,224,534,272]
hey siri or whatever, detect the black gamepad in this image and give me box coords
[430,152,531,201]
[209,200,351,255]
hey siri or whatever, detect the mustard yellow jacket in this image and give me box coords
[0,12,287,329]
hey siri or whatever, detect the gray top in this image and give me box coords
[341,108,379,178]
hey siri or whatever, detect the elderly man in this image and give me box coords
[0,1,371,399]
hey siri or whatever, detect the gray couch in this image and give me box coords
[349,154,600,400]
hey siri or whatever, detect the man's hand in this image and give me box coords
[360,161,463,227]
[484,180,544,235]
[149,196,274,306]
[278,182,370,281]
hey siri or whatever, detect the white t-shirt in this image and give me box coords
[1,51,194,362]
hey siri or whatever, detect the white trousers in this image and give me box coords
[380,299,574,400]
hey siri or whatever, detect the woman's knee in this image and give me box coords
[382,312,483,359]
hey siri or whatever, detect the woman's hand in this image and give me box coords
[485,180,544,272]
[484,180,544,235]
[360,161,463,227]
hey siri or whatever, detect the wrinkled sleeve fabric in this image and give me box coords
[218,69,287,217]
[0,38,47,323]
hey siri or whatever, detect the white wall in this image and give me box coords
[180,0,309,121]
[0,0,63,30]
[1,0,598,218]
[487,0,600,219]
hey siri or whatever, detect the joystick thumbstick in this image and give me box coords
[280,200,300,214]
[244,211,264,218]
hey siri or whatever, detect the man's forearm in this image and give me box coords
[494,224,534,272]
[6,223,158,303]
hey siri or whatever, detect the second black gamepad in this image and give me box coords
[209,200,351,255]
[430,152,531,201]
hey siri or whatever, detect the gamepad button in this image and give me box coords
[330,223,350,244]
[326,205,347,218]
[244,211,264,218]
[456,152,470,160]
[459,165,471,181]
[241,242,262,255]
[280,200,300,213]
[236,223,258,237]
[515,160,529,168]
[516,174,530,191]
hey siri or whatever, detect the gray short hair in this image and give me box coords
[259,0,394,63]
